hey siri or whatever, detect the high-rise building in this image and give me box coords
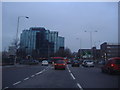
[58,36,64,50]
[20,27,64,58]
[20,29,38,54]
[46,30,59,53]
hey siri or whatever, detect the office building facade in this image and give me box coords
[58,36,65,50]
[20,27,64,58]
[100,42,120,60]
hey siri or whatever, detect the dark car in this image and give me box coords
[101,57,120,74]
[54,60,66,70]
[71,60,80,67]
[19,60,39,65]
[98,60,105,65]
[19,60,30,65]
[29,60,39,65]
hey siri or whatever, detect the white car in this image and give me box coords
[41,60,49,66]
[82,60,94,67]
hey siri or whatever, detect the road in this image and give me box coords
[2,63,120,90]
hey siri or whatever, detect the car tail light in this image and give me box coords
[63,64,66,65]
[110,64,118,69]
[54,63,57,65]
[111,64,114,67]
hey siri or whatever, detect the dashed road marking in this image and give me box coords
[68,70,71,73]
[77,83,83,90]
[67,65,83,90]
[3,87,9,90]
[70,73,75,80]
[13,81,21,86]
[24,77,29,81]
[5,67,49,88]
[31,75,35,77]
[36,71,42,75]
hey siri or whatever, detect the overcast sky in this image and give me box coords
[2,2,118,52]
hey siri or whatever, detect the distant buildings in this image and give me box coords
[77,42,120,60]
[100,42,120,60]
[20,27,64,58]
[8,46,16,55]
[78,48,101,59]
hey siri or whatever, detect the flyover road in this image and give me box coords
[2,64,120,90]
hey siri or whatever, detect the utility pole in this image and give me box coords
[15,16,29,65]
[84,30,98,59]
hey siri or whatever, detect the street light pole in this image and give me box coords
[16,16,29,43]
[84,30,97,59]
[76,38,82,59]
[15,16,29,65]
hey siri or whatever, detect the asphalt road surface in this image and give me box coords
[2,64,120,90]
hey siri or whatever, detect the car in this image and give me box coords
[47,59,52,64]
[101,57,120,74]
[98,60,105,65]
[19,60,39,65]
[41,60,49,66]
[54,60,66,70]
[66,59,71,64]
[82,60,94,67]
[71,60,80,67]
[29,60,39,65]
[19,60,30,65]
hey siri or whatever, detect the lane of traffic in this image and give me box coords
[68,64,119,88]
[2,64,48,89]
[13,65,78,88]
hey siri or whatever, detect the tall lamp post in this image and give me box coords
[15,16,29,64]
[76,38,82,59]
[84,30,98,59]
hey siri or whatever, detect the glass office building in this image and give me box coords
[58,36,65,50]
[20,27,64,58]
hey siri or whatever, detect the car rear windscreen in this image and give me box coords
[55,60,65,64]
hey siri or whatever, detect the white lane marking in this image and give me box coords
[3,87,9,89]
[13,81,21,85]
[24,77,29,81]
[36,71,42,75]
[31,75,35,77]
[68,70,71,73]
[67,65,71,73]
[70,73,75,80]
[77,83,83,90]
